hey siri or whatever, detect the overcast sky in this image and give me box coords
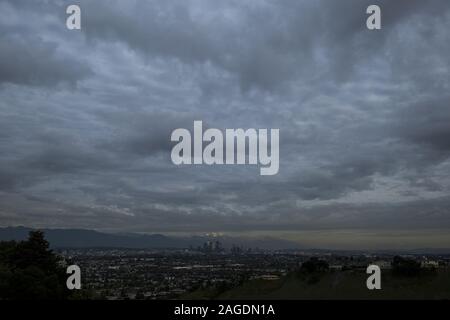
[1,0,449,249]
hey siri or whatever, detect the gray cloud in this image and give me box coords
[0,34,91,86]
[0,0,450,248]
[0,0,92,87]
[394,96,450,153]
[81,0,449,90]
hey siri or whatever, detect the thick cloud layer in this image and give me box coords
[1,0,450,248]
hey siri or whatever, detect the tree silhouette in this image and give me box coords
[392,256,422,277]
[0,230,71,300]
[300,257,329,274]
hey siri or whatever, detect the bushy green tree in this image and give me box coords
[297,257,329,284]
[300,257,329,274]
[392,256,422,277]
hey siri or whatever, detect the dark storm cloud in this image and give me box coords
[394,96,450,153]
[0,33,91,86]
[98,111,196,157]
[1,0,450,244]
[0,0,92,86]
[80,0,449,90]
[0,170,17,191]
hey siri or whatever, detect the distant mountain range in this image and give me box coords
[1,227,449,254]
[0,226,300,250]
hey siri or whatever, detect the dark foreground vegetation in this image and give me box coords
[183,257,450,300]
[1,232,449,300]
[0,231,90,299]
